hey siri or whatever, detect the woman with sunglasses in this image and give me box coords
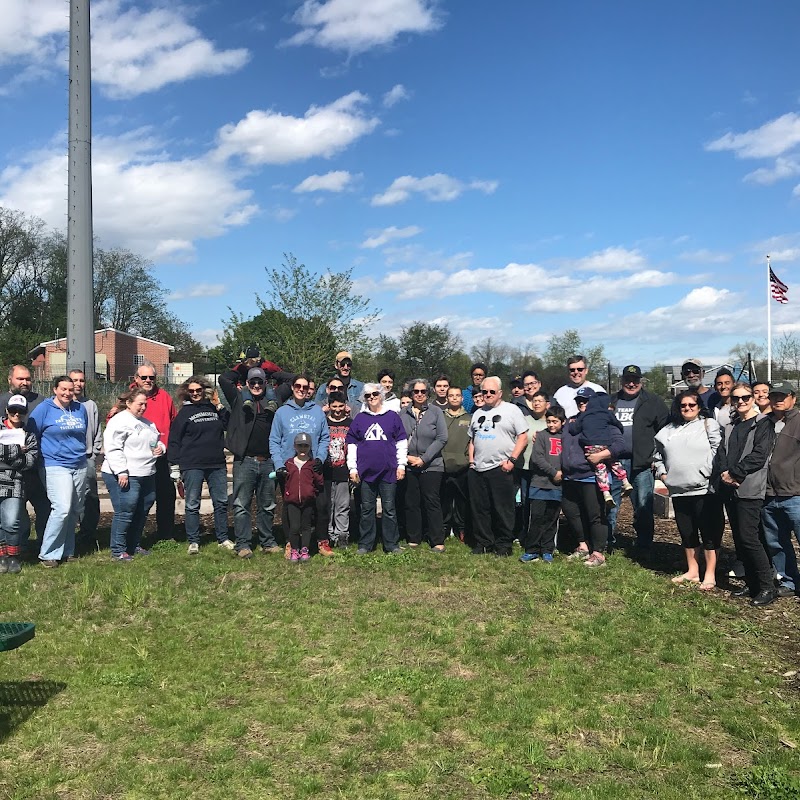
[0,396,38,574]
[653,390,722,588]
[168,376,231,555]
[401,378,448,551]
[346,383,407,554]
[101,389,163,561]
[711,383,777,605]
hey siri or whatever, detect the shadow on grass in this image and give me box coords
[0,680,67,742]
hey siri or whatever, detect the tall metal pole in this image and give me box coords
[767,254,772,383]
[67,0,95,376]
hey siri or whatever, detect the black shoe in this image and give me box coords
[0,556,7,574]
[751,589,778,607]
[7,557,21,574]
[731,586,753,598]
[776,585,797,599]
[470,546,489,555]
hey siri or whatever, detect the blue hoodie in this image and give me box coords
[270,398,330,468]
[29,398,88,468]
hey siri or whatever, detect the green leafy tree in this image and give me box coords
[642,364,671,401]
[540,329,606,394]
[398,322,463,380]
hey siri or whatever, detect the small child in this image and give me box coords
[522,405,565,563]
[324,392,352,548]
[569,387,632,507]
[283,432,324,561]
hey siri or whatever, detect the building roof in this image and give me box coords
[37,328,175,351]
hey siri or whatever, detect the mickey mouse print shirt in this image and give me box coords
[468,401,528,472]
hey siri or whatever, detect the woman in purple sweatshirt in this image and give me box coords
[346,383,408,554]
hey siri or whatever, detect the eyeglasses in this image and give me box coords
[569,367,586,373]
[138,375,155,381]
[7,409,27,416]
[523,382,538,387]
[680,403,698,409]
[412,389,428,395]
[682,368,701,376]
[364,391,381,399]
[338,360,352,367]
[187,388,204,395]
[481,389,499,395]
[248,380,264,387]
[329,386,344,392]
[733,394,753,404]
[293,383,309,390]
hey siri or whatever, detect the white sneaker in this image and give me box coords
[187,543,200,555]
[217,539,235,550]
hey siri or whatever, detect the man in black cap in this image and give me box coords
[606,364,669,550]
[760,381,800,602]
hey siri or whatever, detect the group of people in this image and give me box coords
[0,351,799,609]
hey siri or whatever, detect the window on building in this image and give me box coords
[133,354,145,366]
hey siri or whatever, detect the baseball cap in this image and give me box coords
[575,387,596,399]
[621,365,642,381]
[6,395,28,412]
[247,367,266,382]
[681,358,703,372]
[244,345,260,360]
[768,381,796,396]
[335,351,353,363]
[294,432,312,446]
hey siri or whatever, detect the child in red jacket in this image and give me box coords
[284,432,324,561]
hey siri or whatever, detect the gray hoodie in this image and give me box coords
[401,404,447,472]
[653,416,721,497]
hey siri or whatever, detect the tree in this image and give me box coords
[540,329,606,394]
[398,322,463,379]
[642,364,671,401]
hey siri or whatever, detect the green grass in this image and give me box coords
[1,538,799,799]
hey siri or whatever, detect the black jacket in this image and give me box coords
[610,388,669,474]
[219,370,276,459]
[168,400,229,470]
[712,414,775,500]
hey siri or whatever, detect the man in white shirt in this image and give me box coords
[552,355,605,418]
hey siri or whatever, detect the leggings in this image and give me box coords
[561,481,608,553]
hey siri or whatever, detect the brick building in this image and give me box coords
[30,328,174,382]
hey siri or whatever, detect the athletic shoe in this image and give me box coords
[7,557,21,574]
[261,545,283,554]
[299,547,310,561]
[134,547,151,556]
[290,548,300,562]
[567,549,590,560]
[751,589,778,607]
[318,540,334,557]
[519,552,539,563]
[776,585,797,598]
[621,480,633,497]
[603,491,616,509]
[0,557,7,574]
[356,548,370,555]
[541,553,554,563]
[217,539,235,550]
[187,543,200,555]
[110,553,132,563]
[584,554,606,568]
[238,548,253,559]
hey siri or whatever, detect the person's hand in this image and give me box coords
[658,473,667,482]
[275,467,287,481]
[349,470,360,485]
[586,449,609,466]
[169,465,181,483]
[211,389,220,405]
[312,458,323,474]
[554,470,563,484]
[501,458,515,473]
[396,467,405,481]
[407,455,423,468]
[321,403,330,413]
[118,473,129,489]
[152,443,165,457]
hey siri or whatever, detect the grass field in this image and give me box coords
[1,525,799,800]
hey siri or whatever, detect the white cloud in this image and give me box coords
[293,170,356,193]
[744,156,800,185]
[285,0,443,54]
[168,283,227,301]
[705,113,800,159]
[383,83,411,107]
[361,225,422,249]
[751,235,800,263]
[379,244,473,270]
[678,248,731,264]
[371,173,498,206]
[0,0,249,98]
[215,92,380,165]
[0,128,258,262]
[267,207,297,223]
[568,246,647,273]
[193,328,223,348]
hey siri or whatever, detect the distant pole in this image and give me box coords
[67,0,95,376]
[767,254,772,383]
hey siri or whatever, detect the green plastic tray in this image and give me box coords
[0,622,35,652]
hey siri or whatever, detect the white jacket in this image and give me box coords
[101,410,160,477]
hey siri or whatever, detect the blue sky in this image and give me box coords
[2,1,800,369]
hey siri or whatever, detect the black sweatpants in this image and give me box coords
[526,498,560,555]
[405,470,444,546]
[727,497,774,594]
[441,468,470,540]
[468,466,516,554]
[285,503,314,550]
[561,480,608,554]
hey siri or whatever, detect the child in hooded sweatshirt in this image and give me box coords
[283,432,324,561]
[522,405,565,562]
[569,387,632,508]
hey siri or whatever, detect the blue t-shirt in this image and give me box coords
[29,398,88,468]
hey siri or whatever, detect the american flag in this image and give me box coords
[770,266,789,304]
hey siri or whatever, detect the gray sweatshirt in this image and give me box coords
[653,417,722,497]
[401,404,448,472]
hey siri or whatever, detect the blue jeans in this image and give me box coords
[607,461,655,548]
[232,456,276,551]
[0,496,24,550]
[103,473,156,556]
[183,468,229,544]
[761,496,800,590]
[359,480,399,552]
[39,464,87,561]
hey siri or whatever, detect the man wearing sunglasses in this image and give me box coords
[553,355,605,419]
[271,375,332,555]
[467,377,528,556]
[315,351,364,409]
[680,359,714,410]
[219,365,282,558]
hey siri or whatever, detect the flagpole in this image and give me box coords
[767,254,772,383]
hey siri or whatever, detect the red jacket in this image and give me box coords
[106,385,178,448]
[283,457,323,506]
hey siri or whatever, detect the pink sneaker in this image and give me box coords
[290,549,300,562]
[300,547,310,561]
